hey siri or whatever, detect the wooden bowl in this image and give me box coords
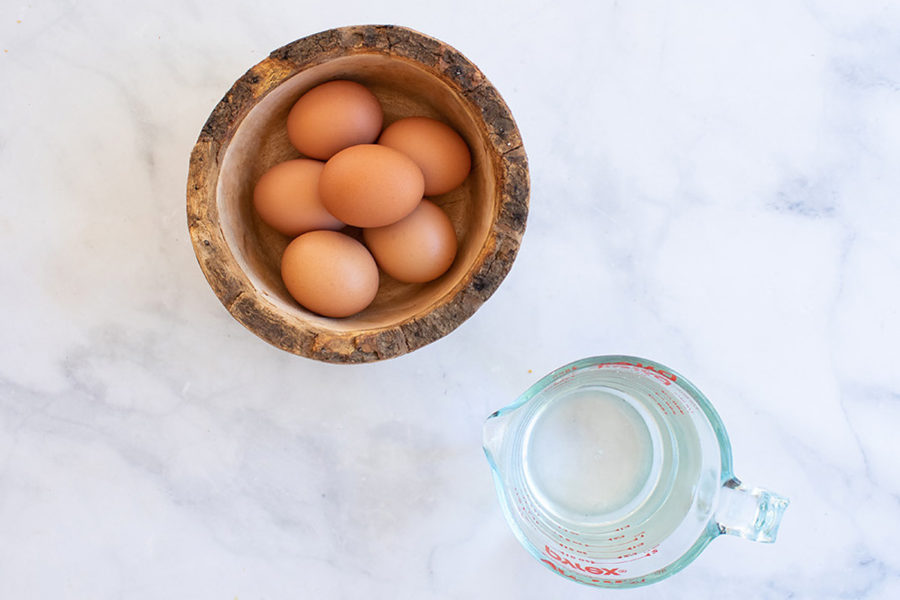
[187,25,529,363]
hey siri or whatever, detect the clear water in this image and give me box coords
[515,372,711,547]
[524,386,661,521]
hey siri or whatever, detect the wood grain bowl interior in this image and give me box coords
[188,25,529,362]
[219,54,493,329]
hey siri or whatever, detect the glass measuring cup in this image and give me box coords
[483,356,788,588]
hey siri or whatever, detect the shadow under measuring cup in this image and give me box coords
[483,355,788,588]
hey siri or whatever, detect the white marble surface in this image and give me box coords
[2,1,899,598]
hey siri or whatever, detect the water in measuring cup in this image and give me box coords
[524,387,659,520]
[521,380,706,532]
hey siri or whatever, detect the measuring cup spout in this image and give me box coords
[483,409,512,470]
[714,478,789,543]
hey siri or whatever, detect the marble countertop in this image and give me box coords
[2,1,899,598]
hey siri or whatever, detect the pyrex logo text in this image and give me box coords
[542,545,626,577]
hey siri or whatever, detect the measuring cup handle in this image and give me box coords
[714,477,789,543]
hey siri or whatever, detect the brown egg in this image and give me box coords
[252,159,343,236]
[378,116,472,196]
[363,199,458,283]
[286,80,383,160]
[281,230,379,318]
[319,144,425,228]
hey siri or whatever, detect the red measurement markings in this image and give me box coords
[650,390,671,416]
[607,531,646,546]
[553,540,591,557]
[597,361,677,386]
[616,547,659,561]
[553,529,593,556]
[558,536,587,547]
[665,393,687,416]
[556,523,582,536]
[673,391,698,414]
[650,389,690,419]
[548,366,580,391]
[552,545,598,562]
[511,488,595,559]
